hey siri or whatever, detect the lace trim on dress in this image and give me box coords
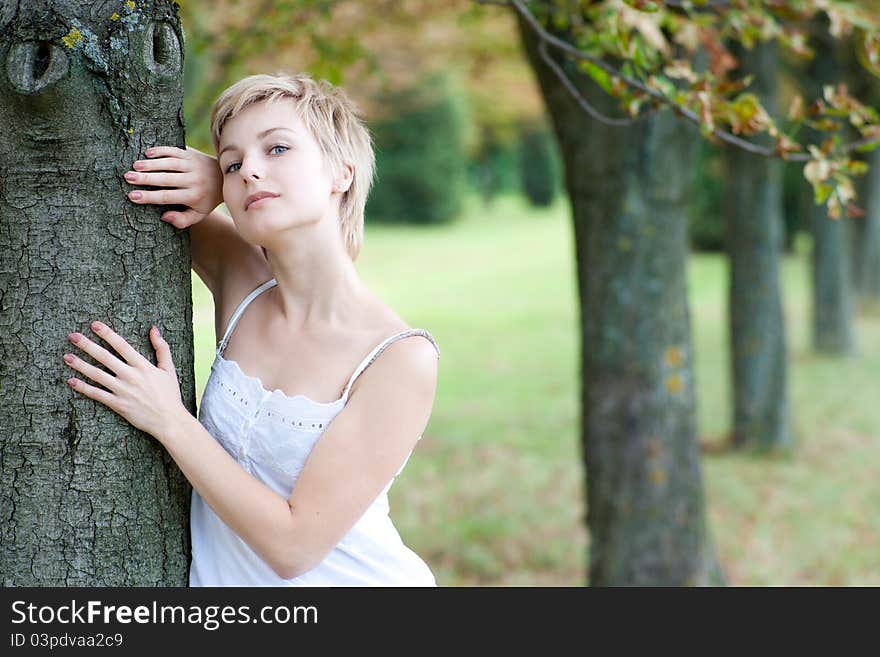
[210,362,335,430]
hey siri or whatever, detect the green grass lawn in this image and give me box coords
[190,195,880,586]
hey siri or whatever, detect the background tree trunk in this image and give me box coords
[855,148,880,305]
[845,50,880,308]
[0,0,193,585]
[804,35,855,354]
[518,20,724,585]
[721,42,792,451]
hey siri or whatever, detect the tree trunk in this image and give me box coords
[805,37,855,354]
[722,42,792,451]
[0,0,193,585]
[811,205,855,353]
[846,55,880,307]
[518,19,724,585]
[855,149,880,304]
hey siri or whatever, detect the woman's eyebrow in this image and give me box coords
[219,127,296,157]
[258,127,296,139]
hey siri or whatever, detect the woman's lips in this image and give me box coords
[247,195,277,210]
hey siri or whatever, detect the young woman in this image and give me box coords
[62,73,439,586]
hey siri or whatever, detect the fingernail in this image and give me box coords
[91,321,106,332]
[124,172,137,181]
[146,149,154,156]
[67,378,77,387]
[129,191,142,200]
[63,354,74,363]
[68,332,82,343]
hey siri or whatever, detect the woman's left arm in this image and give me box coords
[63,321,439,579]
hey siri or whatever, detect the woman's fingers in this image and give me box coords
[144,145,188,160]
[66,376,120,411]
[88,321,150,367]
[149,326,176,373]
[125,168,195,205]
[127,146,220,216]
[132,144,191,173]
[131,156,188,173]
[161,207,204,229]
[128,187,195,206]
[68,331,130,377]
[125,170,192,187]
[63,352,120,392]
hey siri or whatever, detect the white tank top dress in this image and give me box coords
[189,278,439,586]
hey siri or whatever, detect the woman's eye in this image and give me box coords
[270,145,289,155]
[224,162,241,174]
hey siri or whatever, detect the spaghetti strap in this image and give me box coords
[340,329,440,403]
[217,278,277,355]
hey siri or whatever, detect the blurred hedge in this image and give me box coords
[469,126,520,203]
[519,122,560,207]
[366,74,469,224]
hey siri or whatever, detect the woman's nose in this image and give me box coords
[239,158,262,181]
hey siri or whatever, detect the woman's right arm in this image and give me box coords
[124,146,265,298]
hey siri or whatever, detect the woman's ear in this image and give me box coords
[334,164,354,193]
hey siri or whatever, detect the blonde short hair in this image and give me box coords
[210,73,375,261]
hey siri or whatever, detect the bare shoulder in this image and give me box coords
[367,298,437,358]
[347,334,439,421]
[349,298,439,398]
[378,332,439,383]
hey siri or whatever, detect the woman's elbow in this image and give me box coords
[270,551,322,580]
[271,561,302,581]
[268,508,332,579]
[269,530,326,579]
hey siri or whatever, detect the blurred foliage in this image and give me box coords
[366,73,470,224]
[178,0,368,150]
[519,120,560,207]
[177,0,544,153]
[503,0,880,219]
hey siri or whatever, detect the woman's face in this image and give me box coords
[217,99,339,245]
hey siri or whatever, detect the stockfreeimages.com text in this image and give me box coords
[11,599,317,631]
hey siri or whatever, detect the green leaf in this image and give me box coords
[579,60,614,95]
[814,183,833,205]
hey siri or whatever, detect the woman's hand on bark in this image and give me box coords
[124,145,223,228]
[63,321,187,440]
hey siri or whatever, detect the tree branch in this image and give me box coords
[537,41,659,126]
[496,0,879,162]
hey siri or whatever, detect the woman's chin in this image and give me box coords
[241,216,320,246]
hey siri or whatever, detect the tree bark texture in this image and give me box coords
[0,0,193,585]
[854,148,880,304]
[805,37,855,354]
[722,42,792,451]
[846,56,880,307]
[518,19,724,585]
